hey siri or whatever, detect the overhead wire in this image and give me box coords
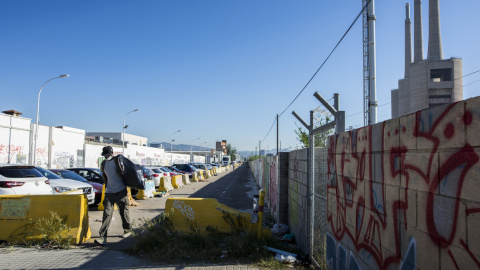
[258,0,372,145]
[278,0,371,118]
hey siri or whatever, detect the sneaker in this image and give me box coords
[94,237,106,245]
[122,231,132,238]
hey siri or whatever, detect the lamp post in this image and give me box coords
[199,141,207,162]
[190,137,200,162]
[32,74,69,165]
[123,109,139,154]
[170,129,181,164]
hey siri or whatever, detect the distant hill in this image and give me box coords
[149,142,212,152]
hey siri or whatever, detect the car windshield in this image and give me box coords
[35,167,62,180]
[0,166,44,178]
[55,170,87,182]
[152,168,162,173]
[162,167,172,172]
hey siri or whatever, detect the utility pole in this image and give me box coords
[363,0,377,126]
[276,114,279,156]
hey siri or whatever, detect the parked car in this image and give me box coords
[0,164,53,195]
[49,169,103,204]
[164,166,191,176]
[173,164,199,175]
[35,167,96,205]
[67,168,103,184]
[190,163,209,172]
[208,163,221,168]
[147,167,164,187]
[160,166,180,177]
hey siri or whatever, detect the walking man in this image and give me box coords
[95,146,131,245]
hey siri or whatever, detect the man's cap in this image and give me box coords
[101,146,113,156]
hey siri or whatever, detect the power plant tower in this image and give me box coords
[391,0,463,118]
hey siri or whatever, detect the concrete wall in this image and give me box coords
[287,148,310,254]
[0,113,206,168]
[249,153,289,225]
[326,96,480,269]
[0,114,31,164]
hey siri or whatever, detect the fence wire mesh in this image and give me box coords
[312,148,328,269]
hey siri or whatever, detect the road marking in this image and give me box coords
[220,170,238,198]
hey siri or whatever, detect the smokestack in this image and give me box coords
[405,3,412,76]
[414,0,424,62]
[428,0,443,60]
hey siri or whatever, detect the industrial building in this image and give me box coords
[391,0,463,118]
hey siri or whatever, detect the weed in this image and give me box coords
[128,212,307,269]
[5,211,72,249]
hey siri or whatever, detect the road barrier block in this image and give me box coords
[172,175,184,189]
[182,174,191,185]
[136,180,155,200]
[98,184,118,211]
[165,197,271,237]
[158,176,174,192]
[204,170,210,179]
[199,171,204,180]
[0,194,91,244]
[191,173,199,182]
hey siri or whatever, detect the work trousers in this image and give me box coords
[99,188,131,238]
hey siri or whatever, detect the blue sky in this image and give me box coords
[1,0,479,153]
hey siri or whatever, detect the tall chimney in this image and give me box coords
[405,3,412,76]
[414,0,424,62]
[428,0,443,60]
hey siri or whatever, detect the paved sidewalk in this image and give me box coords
[0,245,260,269]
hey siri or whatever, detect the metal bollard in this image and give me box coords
[257,189,266,240]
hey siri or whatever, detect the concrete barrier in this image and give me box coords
[171,175,184,189]
[199,171,204,180]
[136,180,155,200]
[191,172,199,182]
[182,174,191,185]
[204,170,210,179]
[165,197,270,237]
[0,194,91,244]
[158,176,174,192]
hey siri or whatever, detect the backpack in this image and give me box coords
[115,155,146,190]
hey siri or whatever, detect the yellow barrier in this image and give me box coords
[182,174,191,185]
[199,171,204,180]
[0,195,91,244]
[98,185,118,211]
[166,197,270,237]
[204,170,210,179]
[191,172,199,182]
[172,175,184,189]
[158,176,174,192]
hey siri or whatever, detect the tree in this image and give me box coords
[226,144,237,161]
[294,116,333,148]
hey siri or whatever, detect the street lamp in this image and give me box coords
[123,109,139,154]
[199,141,207,161]
[170,129,181,164]
[32,74,69,165]
[190,137,200,162]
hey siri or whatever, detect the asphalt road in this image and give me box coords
[87,164,259,250]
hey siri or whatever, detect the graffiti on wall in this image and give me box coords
[0,144,26,164]
[326,102,480,269]
[249,156,279,221]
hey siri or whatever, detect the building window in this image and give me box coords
[430,68,453,82]
[429,95,451,108]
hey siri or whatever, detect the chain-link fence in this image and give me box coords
[311,147,328,269]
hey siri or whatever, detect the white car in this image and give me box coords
[35,167,96,205]
[149,167,168,187]
[0,164,53,195]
